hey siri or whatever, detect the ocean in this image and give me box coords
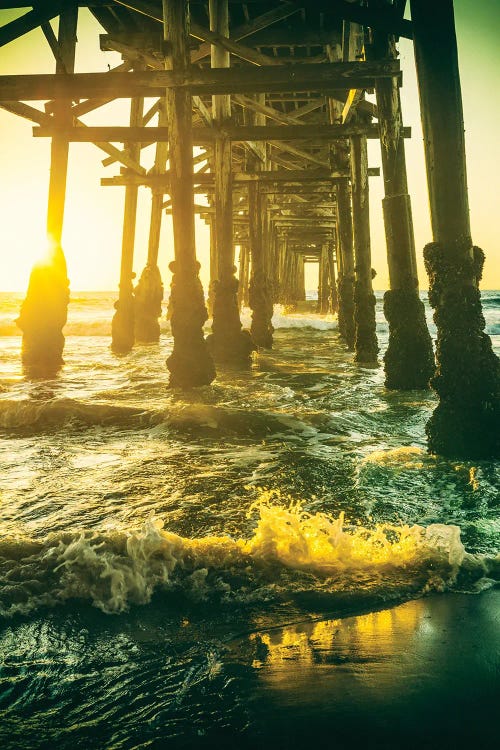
[0,290,499,748]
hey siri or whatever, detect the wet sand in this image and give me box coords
[229,589,499,749]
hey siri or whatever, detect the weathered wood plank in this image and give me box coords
[0,5,62,48]
[162,0,215,388]
[100,167,379,188]
[191,2,302,62]
[0,61,400,100]
[33,123,409,142]
[191,21,281,67]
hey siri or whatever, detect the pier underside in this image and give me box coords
[1,0,498,458]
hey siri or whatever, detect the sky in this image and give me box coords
[0,1,499,291]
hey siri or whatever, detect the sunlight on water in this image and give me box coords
[251,601,424,671]
[361,446,427,468]
[1,493,496,619]
[0,291,498,748]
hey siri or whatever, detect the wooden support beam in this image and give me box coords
[233,94,322,127]
[16,4,77,380]
[342,87,365,125]
[0,61,401,100]
[41,20,67,72]
[44,60,132,116]
[191,2,302,63]
[207,0,253,360]
[190,21,281,67]
[1,104,144,176]
[0,99,49,124]
[210,0,233,281]
[33,123,409,142]
[134,98,166,345]
[0,5,62,48]
[410,0,499,458]
[146,101,168,268]
[112,89,144,353]
[100,167,380,189]
[162,0,214,388]
[46,6,78,246]
[350,131,378,364]
[369,6,434,390]
[411,1,470,248]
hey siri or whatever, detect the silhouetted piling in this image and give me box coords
[18,6,77,377]
[369,4,434,389]
[411,0,500,457]
[248,173,273,349]
[336,182,356,349]
[112,87,143,354]
[207,0,254,362]
[350,130,378,364]
[162,0,215,388]
[17,247,69,378]
[134,102,167,344]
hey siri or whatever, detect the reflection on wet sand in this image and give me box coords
[241,591,498,747]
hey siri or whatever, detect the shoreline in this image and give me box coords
[228,588,499,749]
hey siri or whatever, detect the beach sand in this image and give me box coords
[227,589,499,749]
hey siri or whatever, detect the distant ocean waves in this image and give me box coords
[0,291,498,337]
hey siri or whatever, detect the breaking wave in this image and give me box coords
[0,397,317,437]
[1,497,496,619]
[0,398,155,431]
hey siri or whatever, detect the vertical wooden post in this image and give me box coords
[410,0,499,457]
[207,0,253,361]
[297,255,306,303]
[327,42,355,347]
[327,241,338,314]
[276,235,287,304]
[163,0,215,387]
[134,100,166,344]
[318,245,330,314]
[335,182,355,347]
[248,96,273,348]
[350,130,378,364]
[335,181,355,347]
[207,215,217,317]
[367,1,434,389]
[111,85,144,353]
[281,247,293,311]
[17,5,77,377]
[237,243,249,310]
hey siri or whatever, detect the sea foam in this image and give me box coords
[1,496,495,618]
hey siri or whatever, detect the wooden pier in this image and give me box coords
[1,0,498,458]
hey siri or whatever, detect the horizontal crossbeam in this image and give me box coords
[100,167,379,189]
[0,61,400,100]
[32,123,409,142]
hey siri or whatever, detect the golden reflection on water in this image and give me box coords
[251,600,425,673]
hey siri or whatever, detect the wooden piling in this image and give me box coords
[335,181,356,349]
[327,43,355,348]
[248,96,273,348]
[318,245,330,314]
[327,242,338,314]
[134,100,166,345]
[206,0,254,362]
[111,85,144,353]
[163,0,215,388]
[411,0,499,457]
[207,216,217,317]
[368,2,434,389]
[17,5,77,377]
[350,129,378,364]
[237,243,249,311]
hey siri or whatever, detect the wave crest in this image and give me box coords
[1,498,495,619]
